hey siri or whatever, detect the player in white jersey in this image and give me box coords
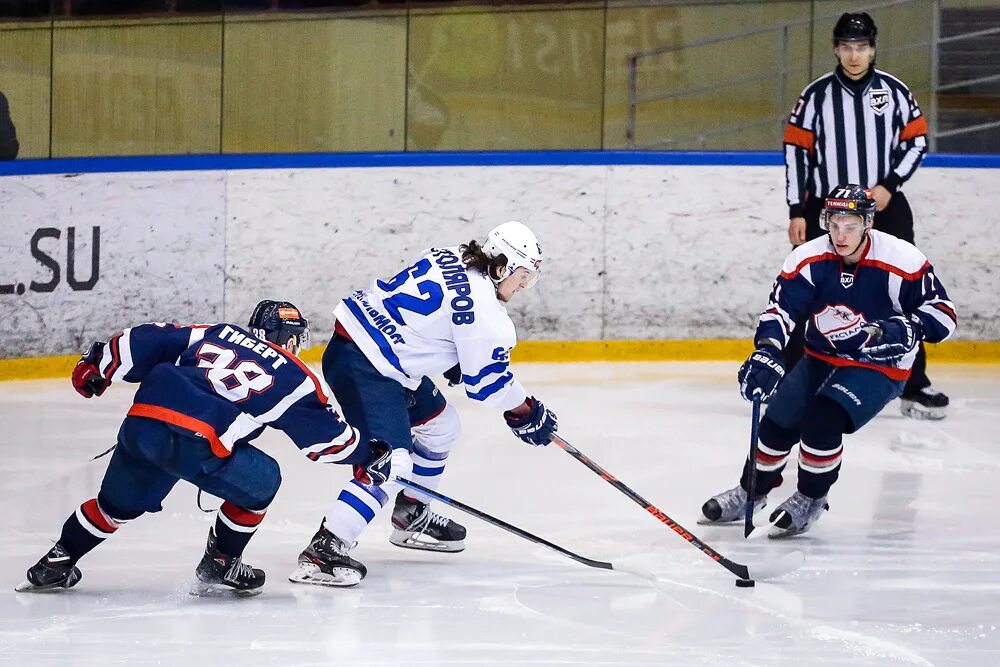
[289,221,559,586]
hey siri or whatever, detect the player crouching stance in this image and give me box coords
[17,301,390,596]
[289,221,558,587]
[700,185,957,537]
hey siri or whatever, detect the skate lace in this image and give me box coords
[225,557,254,584]
[779,492,825,527]
[318,531,356,557]
[409,505,448,535]
[717,485,749,518]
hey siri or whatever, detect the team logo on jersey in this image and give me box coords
[840,272,855,288]
[869,88,890,114]
[813,304,869,350]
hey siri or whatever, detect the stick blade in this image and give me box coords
[745,550,804,581]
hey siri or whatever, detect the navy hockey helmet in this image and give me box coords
[248,300,310,351]
[821,184,876,231]
[833,12,877,46]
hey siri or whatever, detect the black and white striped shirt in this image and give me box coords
[784,67,927,218]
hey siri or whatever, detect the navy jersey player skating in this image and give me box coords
[701,185,956,538]
[17,300,390,596]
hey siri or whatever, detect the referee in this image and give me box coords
[782,12,949,420]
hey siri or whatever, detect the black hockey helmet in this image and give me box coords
[833,12,877,46]
[821,184,876,231]
[248,300,310,351]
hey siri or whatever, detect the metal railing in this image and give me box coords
[625,0,1000,152]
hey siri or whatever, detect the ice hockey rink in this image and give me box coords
[2,360,998,666]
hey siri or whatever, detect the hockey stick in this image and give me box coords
[550,434,802,584]
[394,477,655,582]
[744,395,762,538]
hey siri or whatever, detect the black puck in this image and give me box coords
[735,578,755,588]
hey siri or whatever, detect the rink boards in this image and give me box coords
[1,152,997,370]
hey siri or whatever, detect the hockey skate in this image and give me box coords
[288,524,367,587]
[767,491,829,538]
[698,485,767,525]
[389,492,466,553]
[15,542,82,593]
[900,386,949,421]
[191,529,265,597]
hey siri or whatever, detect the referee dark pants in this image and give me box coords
[784,191,930,396]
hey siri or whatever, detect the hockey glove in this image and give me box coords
[862,316,922,363]
[71,342,110,398]
[443,363,463,387]
[353,440,392,486]
[504,397,558,447]
[737,346,785,402]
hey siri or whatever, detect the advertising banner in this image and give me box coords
[0,172,226,358]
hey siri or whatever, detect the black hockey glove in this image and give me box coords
[353,440,392,486]
[738,346,785,402]
[862,316,923,363]
[72,342,110,398]
[504,397,558,447]
[443,363,463,387]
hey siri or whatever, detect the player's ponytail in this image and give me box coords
[460,240,507,282]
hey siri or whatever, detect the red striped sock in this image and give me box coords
[214,501,267,558]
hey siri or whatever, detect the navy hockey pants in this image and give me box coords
[97,416,280,521]
[741,355,904,499]
[321,332,447,454]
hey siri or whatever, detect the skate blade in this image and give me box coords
[900,402,946,421]
[389,531,464,553]
[287,563,362,588]
[14,580,64,593]
[189,580,263,598]
[766,512,810,539]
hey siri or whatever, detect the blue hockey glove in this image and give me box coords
[72,342,110,398]
[353,440,392,486]
[862,316,922,363]
[504,397,558,447]
[737,347,785,402]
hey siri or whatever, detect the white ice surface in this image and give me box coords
[2,362,999,666]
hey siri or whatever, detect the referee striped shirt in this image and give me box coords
[784,67,927,218]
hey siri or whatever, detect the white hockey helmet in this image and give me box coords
[483,220,543,288]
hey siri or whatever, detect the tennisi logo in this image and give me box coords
[0,226,100,295]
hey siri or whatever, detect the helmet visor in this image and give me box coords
[510,264,542,290]
[821,211,866,234]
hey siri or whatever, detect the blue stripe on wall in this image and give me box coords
[1,151,996,176]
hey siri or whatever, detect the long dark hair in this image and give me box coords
[460,240,506,281]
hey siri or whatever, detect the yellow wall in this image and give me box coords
[0,1,965,157]
[0,22,52,158]
[407,6,606,150]
[221,13,407,153]
[51,18,223,157]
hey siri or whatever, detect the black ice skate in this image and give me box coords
[15,542,82,593]
[389,492,466,553]
[288,524,367,587]
[900,386,949,421]
[191,529,265,597]
[698,485,767,525]
[768,491,829,539]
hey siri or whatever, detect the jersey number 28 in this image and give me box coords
[196,342,274,402]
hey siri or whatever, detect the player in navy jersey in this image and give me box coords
[288,221,558,587]
[783,12,949,418]
[700,185,956,537]
[16,300,391,596]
